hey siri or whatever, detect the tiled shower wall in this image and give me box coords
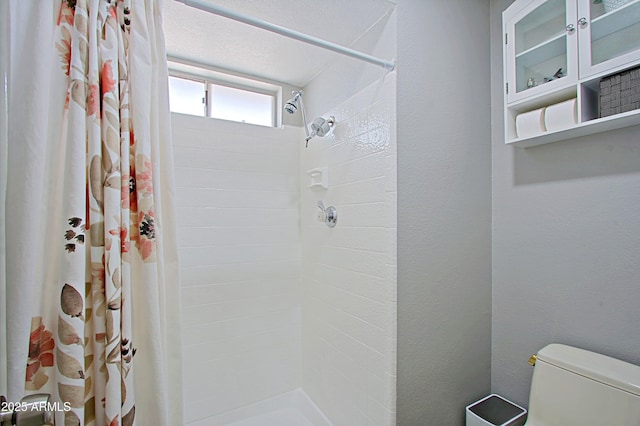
[171,114,302,424]
[301,73,397,426]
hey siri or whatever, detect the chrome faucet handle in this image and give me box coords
[316,200,337,228]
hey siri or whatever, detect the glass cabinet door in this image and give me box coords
[505,0,578,103]
[578,0,640,78]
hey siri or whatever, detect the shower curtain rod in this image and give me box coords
[173,0,396,72]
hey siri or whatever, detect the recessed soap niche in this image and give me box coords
[306,167,328,190]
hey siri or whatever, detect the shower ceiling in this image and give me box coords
[162,0,395,87]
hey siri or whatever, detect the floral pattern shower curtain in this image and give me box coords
[4,0,182,425]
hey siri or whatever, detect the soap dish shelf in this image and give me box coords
[307,167,328,190]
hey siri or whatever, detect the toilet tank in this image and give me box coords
[525,344,640,426]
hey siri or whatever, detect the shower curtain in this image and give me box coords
[2,0,183,425]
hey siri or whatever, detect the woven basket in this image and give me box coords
[599,66,640,118]
[603,0,633,12]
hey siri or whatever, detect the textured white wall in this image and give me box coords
[300,73,397,426]
[491,0,640,408]
[396,0,492,424]
[171,114,302,424]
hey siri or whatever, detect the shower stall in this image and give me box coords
[167,1,397,425]
[0,1,396,424]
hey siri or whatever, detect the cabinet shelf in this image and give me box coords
[516,31,566,61]
[508,84,576,112]
[508,108,640,147]
[514,33,568,95]
[591,0,640,41]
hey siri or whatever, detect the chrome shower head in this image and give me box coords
[310,116,335,138]
[285,91,312,145]
[283,91,335,148]
[284,91,302,115]
[284,99,298,114]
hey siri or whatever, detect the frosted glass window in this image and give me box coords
[168,76,205,116]
[209,84,274,127]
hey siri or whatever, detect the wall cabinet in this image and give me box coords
[503,0,640,147]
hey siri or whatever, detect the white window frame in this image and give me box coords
[168,68,279,127]
[168,74,207,117]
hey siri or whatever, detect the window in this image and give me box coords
[168,74,276,127]
[168,76,206,116]
[209,84,274,127]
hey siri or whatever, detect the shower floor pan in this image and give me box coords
[188,388,332,426]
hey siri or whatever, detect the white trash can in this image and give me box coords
[466,394,527,426]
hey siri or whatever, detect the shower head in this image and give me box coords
[285,90,312,144]
[284,91,303,115]
[284,100,298,114]
[310,116,335,138]
[284,91,336,148]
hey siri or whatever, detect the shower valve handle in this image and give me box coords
[317,201,326,221]
[317,200,337,228]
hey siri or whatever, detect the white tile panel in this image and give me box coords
[173,113,302,420]
[176,206,298,228]
[175,187,298,209]
[301,74,397,424]
[181,287,299,328]
[181,308,300,347]
[177,226,299,247]
[179,260,300,287]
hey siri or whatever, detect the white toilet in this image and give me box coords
[525,343,640,425]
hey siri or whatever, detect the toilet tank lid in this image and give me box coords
[537,344,640,396]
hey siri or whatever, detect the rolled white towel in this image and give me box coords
[516,107,546,139]
[544,98,577,133]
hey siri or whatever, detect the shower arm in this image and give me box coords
[174,0,395,72]
[298,95,312,145]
